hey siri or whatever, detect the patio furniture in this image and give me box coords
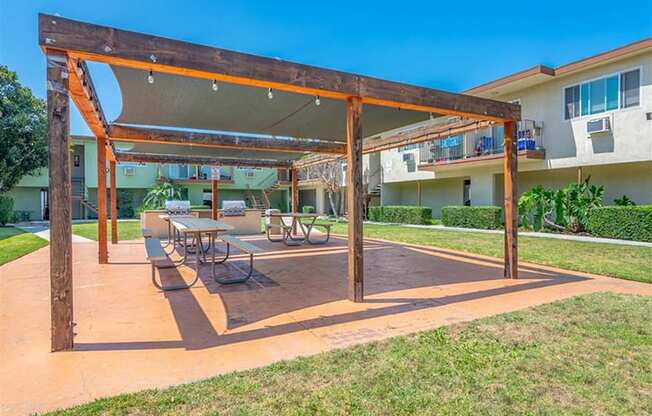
[307,223,331,245]
[146,237,201,291]
[266,212,326,245]
[213,234,262,284]
[141,228,153,239]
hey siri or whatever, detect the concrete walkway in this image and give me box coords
[15,224,94,243]
[363,221,652,248]
[1,236,650,415]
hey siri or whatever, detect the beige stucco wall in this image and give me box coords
[381,177,464,217]
[493,52,652,169]
[494,161,652,206]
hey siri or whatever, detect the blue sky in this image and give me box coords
[1,0,651,135]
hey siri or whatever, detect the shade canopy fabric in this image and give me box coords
[112,141,304,162]
[112,66,431,142]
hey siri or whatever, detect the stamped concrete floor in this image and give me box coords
[1,235,651,415]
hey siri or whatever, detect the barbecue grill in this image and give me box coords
[222,200,246,216]
[165,200,191,216]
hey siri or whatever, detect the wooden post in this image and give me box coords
[47,50,74,351]
[346,97,364,302]
[109,160,118,244]
[97,136,108,263]
[211,179,219,220]
[503,121,518,279]
[577,167,583,184]
[291,166,298,234]
[417,181,422,206]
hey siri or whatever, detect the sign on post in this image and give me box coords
[210,165,221,180]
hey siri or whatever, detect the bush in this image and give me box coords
[441,206,502,229]
[586,205,652,242]
[0,195,15,226]
[302,205,315,214]
[367,205,432,225]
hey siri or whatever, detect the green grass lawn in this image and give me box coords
[46,292,652,415]
[0,227,48,266]
[321,222,652,284]
[72,220,143,241]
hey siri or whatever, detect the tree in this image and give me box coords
[0,66,48,194]
[303,160,344,219]
[142,180,183,209]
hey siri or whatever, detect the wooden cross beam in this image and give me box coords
[114,151,293,168]
[109,124,346,155]
[39,14,520,122]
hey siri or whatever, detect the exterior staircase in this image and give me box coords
[261,181,281,209]
[79,198,98,214]
[245,190,267,210]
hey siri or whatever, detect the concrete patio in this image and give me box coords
[1,236,651,415]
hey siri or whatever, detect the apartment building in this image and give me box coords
[299,38,652,217]
[8,136,290,221]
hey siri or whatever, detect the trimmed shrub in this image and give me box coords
[367,205,432,225]
[441,206,502,229]
[586,205,652,242]
[302,205,315,214]
[0,195,15,226]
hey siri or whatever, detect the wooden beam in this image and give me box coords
[66,58,109,139]
[346,97,364,302]
[503,121,518,279]
[362,119,495,154]
[47,49,74,352]
[110,160,118,244]
[291,167,298,234]
[97,136,108,264]
[115,152,292,168]
[292,119,497,170]
[39,14,520,122]
[109,125,345,155]
[211,179,218,220]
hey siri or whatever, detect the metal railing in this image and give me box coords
[418,120,543,165]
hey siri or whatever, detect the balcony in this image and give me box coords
[166,165,235,184]
[417,120,545,171]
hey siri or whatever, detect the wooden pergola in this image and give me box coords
[40,13,520,351]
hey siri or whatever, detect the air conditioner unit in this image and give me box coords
[587,117,611,135]
[123,166,136,176]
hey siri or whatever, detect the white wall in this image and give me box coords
[494,161,652,206]
[494,52,652,170]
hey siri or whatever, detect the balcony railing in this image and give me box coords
[418,120,543,165]
[168,165,234,181]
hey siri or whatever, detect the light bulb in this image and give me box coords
[212,80,218,92]
[147,70,154,84]
[315,96,321,106]
[267,88,274,100]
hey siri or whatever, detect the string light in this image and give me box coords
[147,70,154,84]
[212,80,219,92]
[315,95,321,106]
[267,88,274,100]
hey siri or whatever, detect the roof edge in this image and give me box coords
[465,36,652,96]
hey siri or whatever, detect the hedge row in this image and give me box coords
[368,205,432,225]
[586,205,652,242]
[302,205,315,214]
[441,206,502,229]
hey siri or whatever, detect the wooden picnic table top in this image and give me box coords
[158,213,197,220]
[171,217,234,233]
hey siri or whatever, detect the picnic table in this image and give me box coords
[265,212,330,245]
[147,217,262,290]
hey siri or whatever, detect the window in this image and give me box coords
[564,69,640,119]
[621,69,640,108]
[564,85,580,119]
[398,144,418,152]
